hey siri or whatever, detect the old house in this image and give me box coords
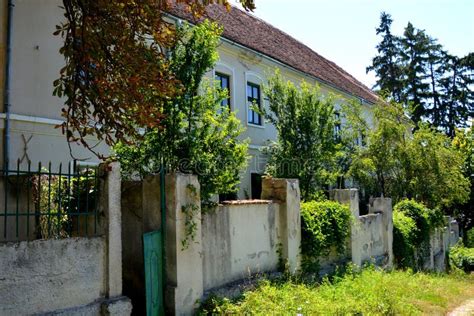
[0,2,378,198]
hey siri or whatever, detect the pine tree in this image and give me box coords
[425,37,445,127]
[399,23,432,125]
[439,53,474,137]
[366,12,403,102]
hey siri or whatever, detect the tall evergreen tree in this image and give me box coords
[366,12,403,102]
[425,37,446,127]
[369,13,473,134]
[438,53,474,137]
[399,23,431,125]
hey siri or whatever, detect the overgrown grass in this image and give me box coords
[199,267,474,315]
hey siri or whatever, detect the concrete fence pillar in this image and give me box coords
[330,189,360,218]
[330,189,362,267]
[99,162,132,315]
[261,177,301,273]
[449,219,460,247]
[368,197,394,268]
[165,173,203,315]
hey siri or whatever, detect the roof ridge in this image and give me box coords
[226,5,377,101]
[167,4,379,103]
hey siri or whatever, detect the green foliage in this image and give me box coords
[366,12,404,103]
[33,169,97,239]
[466,228,474,248]
[262,71,341,200]
[199,268,474,315]
[368,12,474,135]
[115,20,249,207]
[405,125,470,209]
[348,101,470,210]
[393,199,445,269]
[453,128,474,230]
[393,211,417,268]
[348,101,409,199]
[449,242,474,272]
[54,0,255,157]
[300,200,352,273]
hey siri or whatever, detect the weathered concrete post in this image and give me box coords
[330,189,361,267]
[368,197,394,269]
[449,219,460,247]
[330,189,360,217]
[261,177,301,273]
[165,173,203,315]
[99,162,133,315]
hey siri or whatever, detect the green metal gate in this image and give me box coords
[143,167,166,316]
[143,230,164,316]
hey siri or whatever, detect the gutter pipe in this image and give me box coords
[3,0,13,170]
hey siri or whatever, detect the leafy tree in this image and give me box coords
[453,128,474,230]
[348,101,410,200]
[262,71,341,200]
[115,21,249,206]
[348,101,469,209]
[366,12,403,102]
[54,0,255,158]
[404,124,469,208]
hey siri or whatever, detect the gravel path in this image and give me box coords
[448,299,474,316]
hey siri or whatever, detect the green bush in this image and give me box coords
[393,199,445,269]
[449,242,474,272]
[465,227,474,248]
[300,200,352,273]
[393,212,417,268]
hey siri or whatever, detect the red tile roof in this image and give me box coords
[168,4,379,104]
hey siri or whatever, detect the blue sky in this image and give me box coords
[231,0,474,88]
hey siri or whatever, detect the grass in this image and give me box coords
[199,267,474,315]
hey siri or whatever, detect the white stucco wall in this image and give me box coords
[201,202,281,291]
[0,237,106,315]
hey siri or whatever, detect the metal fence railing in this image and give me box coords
[0,160,100,242]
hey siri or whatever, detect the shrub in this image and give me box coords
[393,199,445,269]
[449,242,474,272]
[300,200,352,273]
[465,227,474,248]
[393,212,417,268]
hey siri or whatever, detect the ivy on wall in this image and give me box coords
[300,200,352,274]
[393,199,445,269]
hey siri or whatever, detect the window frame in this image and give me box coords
[215,72,231,109]
[247,82,262,126]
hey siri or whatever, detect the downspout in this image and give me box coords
[3,0,13,169]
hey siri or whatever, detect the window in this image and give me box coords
[216,72,231,108]
[247,82,262,125]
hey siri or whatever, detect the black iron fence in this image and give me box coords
[0,160,100,242]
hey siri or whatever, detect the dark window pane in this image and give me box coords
[247,82,262,125]
[216,72,231,108]
[251,173,263,199]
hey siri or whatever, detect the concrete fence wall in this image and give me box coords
[329,190,393,270]
[201,201,281,291]
[332,189,460,273]
[0,163,132,316]
[157,174,301,315]
[119,174,461,315]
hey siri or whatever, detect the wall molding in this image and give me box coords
[0,113,63,126]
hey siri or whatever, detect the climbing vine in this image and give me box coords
[181,183,200,250]
[393,199,445,269]
[300,200,352,273]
